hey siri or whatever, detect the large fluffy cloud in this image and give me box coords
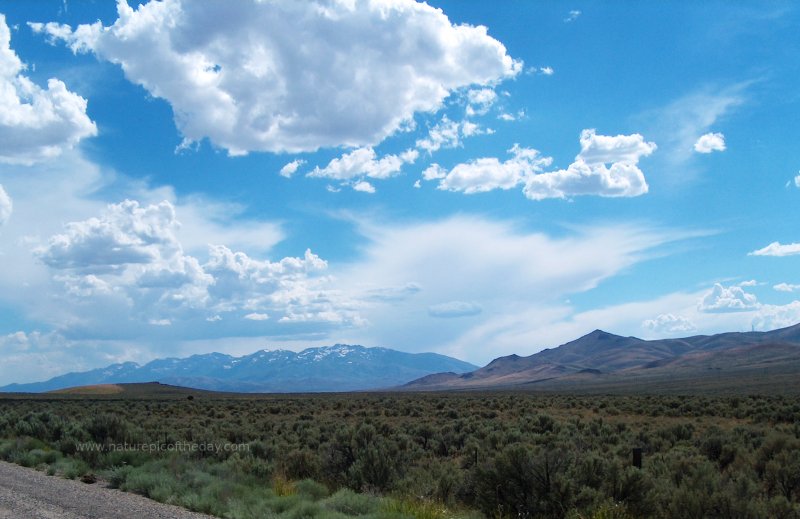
[38,200,182,271]
[0,15,96,165]
[524,129,656,200]
[34,199,361,328]
[34,0,520,154]
[642,313,696,334]
[0,184,10,225]
[426,129,656,199]
[697,283,759,313]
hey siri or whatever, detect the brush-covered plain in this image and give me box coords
[1,388,799,519]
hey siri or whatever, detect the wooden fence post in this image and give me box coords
[632,447,642,469]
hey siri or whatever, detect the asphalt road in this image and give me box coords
[0,461,216,519]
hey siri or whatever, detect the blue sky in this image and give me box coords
[0,0,799,384]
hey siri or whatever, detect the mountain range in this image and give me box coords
[5,323,800,395]
[403,323,800,394]
[0,345,478,393]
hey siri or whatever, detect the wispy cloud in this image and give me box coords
[749,242,800,257]
[638,83,748,168]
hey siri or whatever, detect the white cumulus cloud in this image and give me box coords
[0,184,11,225]
[693,132,726,153]
[533,129,658,200]
[573,129,658,166]
[279,159,305,178]
[416,116,486,153]
[749,241,800,257]
[422,163,447,181]
[774,283,800,293]
[0,15,96,165]
[465,88,497,116]
[309,147,417,181]
[244,312,269,321]
[698,283,759,313]
[642,313,696,334]
[352,181,376,194]
[35,0,520,154]
[752,301,800,331]
[437,145,552,194]
[37,200,182,270]
[34,199,362,329]
[427,129,656,200]
[498,110,525,122]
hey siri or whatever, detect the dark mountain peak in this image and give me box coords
[584,329,620,341]
[485,353,522,366]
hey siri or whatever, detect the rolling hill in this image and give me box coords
[403,324,800,393]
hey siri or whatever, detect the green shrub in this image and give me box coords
[18,448,60,468]
[55,458,90,479]
[86,414,130,444]
[381,497,454,519]
[121,468,177,501]
[295,478,329,500]
[323,488,381,515]
[765,449,800,501]
[282,449,319,480]
[473,445,573,519]
[106,464,134,488]
[284,500,324,519]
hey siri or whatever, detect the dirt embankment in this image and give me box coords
[0,460,215,519]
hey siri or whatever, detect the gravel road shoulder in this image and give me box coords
[0,460,216,519]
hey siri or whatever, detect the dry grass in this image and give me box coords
[49,384,125,395]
